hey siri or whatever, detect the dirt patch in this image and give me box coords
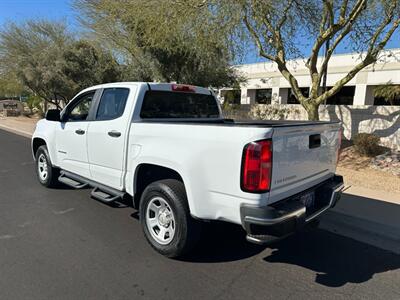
[338,146,400,194]
[338,146,372,170]
[337,166,400,194]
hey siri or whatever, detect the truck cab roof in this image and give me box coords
[78,82,212,96]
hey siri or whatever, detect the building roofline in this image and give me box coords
[233,48,400,68]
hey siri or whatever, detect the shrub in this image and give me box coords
[223,104,248,119]
[353,133,381,156]
[249,104,301,120]
[26,95,43,115]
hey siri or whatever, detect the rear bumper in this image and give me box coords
[240,175,344,244]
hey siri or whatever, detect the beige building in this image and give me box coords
[221,49,400,106]
[220,50,400,150]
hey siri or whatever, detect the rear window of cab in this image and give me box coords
[140,91,220,119]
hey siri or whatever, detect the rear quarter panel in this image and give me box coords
[126,123,273,224]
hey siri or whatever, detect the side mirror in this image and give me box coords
[45,109,61,122]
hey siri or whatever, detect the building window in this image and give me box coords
[288,88,309,104]
[373,85,400,106]
[326,86,355,105]
[255,89,272,104]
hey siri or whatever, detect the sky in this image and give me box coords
[0,0,399,64]
[0,0,78,29]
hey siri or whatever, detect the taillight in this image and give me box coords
[241,140,272,193]
[171,84,196,92]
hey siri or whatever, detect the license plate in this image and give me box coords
[300,192,315,208]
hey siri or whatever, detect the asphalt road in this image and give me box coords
[1,129,399,300]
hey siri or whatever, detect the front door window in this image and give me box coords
[65,92,95,122]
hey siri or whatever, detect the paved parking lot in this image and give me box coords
[1,129,399,300]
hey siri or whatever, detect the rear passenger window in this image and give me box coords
[96,88,130,120]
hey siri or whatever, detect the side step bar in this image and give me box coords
[58,173,88,189]
[91,187,121,203]
[58,171,125,203]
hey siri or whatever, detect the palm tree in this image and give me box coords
[374,82,400,105]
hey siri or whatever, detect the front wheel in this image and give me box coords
[139,179,201,258]
[35,145,59,188]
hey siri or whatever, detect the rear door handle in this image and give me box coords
[75,129,85,135]
[108,130,121,138]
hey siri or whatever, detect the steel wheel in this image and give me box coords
[37,153,48,181]
[145,196,176,245]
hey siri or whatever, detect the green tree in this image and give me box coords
[60,39,124,98]
[0,20,71,108]
[0,72,25,99]
[0,20,123,109]
[26,95,43,115]
[74,0,242,88]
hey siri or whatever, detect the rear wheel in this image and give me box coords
[139,179,201,258]
[35,145,59,188]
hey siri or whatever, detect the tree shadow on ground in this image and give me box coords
[263,229,400,287]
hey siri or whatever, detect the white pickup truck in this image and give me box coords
[32,82,344,257]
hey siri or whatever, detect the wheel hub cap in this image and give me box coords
[38,153,48,181]
[158,209,172,227]
[145,197,176,245]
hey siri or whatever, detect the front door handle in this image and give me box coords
[108,130,121,138]
[75,129,85,135]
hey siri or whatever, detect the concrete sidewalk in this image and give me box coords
[0,116,38,137]
[321,189,400,254]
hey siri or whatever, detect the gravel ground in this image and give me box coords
[337,146,400,194]
[371,152,400,176]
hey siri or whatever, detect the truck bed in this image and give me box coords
[137,118,340,127]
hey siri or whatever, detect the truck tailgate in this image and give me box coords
[268,122,341,204]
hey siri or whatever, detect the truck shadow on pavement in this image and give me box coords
[179,222,399,288]
[182,222,265,262]
[263,229,400,287]
[130,213,266,262]
[129,196,399,288]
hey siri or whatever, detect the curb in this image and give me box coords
[0,124,32,138]
[320,190,400,255]
[320,211,400,255]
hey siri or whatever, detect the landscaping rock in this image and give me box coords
[370,150,400,177]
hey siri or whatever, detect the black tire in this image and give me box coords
[139,179,201,258]
[35,145,59,188]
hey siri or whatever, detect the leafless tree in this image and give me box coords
[240,0,400,120]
